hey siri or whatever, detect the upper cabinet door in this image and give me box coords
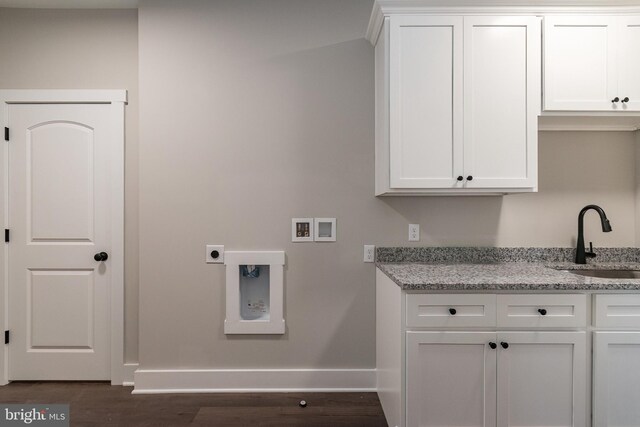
[389,16,463,189]
[544,16,618,111]
[463,16,540,189]
[618,17,640,111]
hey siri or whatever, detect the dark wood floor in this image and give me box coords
[0,382,388,426]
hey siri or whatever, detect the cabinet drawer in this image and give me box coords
[406,294,497,328]
[594,295,640,328]
[497,294,587,328]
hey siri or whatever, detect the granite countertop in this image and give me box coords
[375,247,640,291]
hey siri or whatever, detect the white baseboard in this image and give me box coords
[132,368,376,394]
[123,363,138,386]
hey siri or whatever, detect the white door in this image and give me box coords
[7,103,115,380]
[406,331,497,427]
[544,16,618,111]
[496,332,586,427]
[617,17,640,112]
[463,16,540,189]
[389,15,464,189]
[593,332,640,427]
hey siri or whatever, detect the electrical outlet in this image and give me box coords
[206,245,224,263]
[409,224,420,241]
[364,245,375,263]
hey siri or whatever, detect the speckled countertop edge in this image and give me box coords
[376,246,640,263]
[377,262,640,291]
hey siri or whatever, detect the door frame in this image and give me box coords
[0,90,126,385]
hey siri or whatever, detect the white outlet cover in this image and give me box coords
[409,224,420,241]
[364,245,375,263]
[206,245,225,263]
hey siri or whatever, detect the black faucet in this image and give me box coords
[575,205,612,264]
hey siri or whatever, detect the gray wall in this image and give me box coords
[138,0,638,369]
[0,8,140,363]
[636,131,640,246]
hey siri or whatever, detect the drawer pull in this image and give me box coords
[501,342,509,349]
[449,308,457,315]
[538,308,547,316]
[489,342,497,349]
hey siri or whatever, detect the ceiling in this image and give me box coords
[2,0,639,9]
[0,0,138,8]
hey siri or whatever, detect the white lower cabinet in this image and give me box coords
[496,332,586,427]
[593,295,640,427]
[406,332,497,427]
[593,332,640,427]
[406,331,586,427]
[376,274,640,427]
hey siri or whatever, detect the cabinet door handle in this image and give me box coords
[612,97,620,103]
[457,176,464,181]
[466,176,473,181]
[489,342,497,349]
[622,97,630,103]
[538,308,547,316]
[449,308,457,315]
[501,342,509,349]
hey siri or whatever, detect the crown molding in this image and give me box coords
[366,1,640,44]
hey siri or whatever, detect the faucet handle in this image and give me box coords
[586,241,597,258]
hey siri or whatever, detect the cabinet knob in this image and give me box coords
[457,176,464,181]
[501,342,509,349]
[489,342,497,349]
[612,97,620,103]
[622,97,630,103]
[466,176,473,181]
[538,308,547,316]
[449,308,457,315]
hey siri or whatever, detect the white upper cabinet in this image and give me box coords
[463,17,540,190]
[544,15,640,112]
[389,16,463,189]
[376,15,540,195]
[618,16,640,111]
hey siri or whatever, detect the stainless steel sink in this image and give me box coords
[561,269,640,279]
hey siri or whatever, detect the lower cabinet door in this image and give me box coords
[496,332,587,427]
[406,331,497,427]
[593,332,640,427]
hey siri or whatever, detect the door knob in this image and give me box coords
[467,176,473,181]
[538,308,547,316]
[501,342,509,349]
[457,176,464,181]
[612,97,620,103]
[489,342,497,349]
[94,252,109,262]
[622,97,630,103]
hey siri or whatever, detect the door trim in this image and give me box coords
[0,90,126,385]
